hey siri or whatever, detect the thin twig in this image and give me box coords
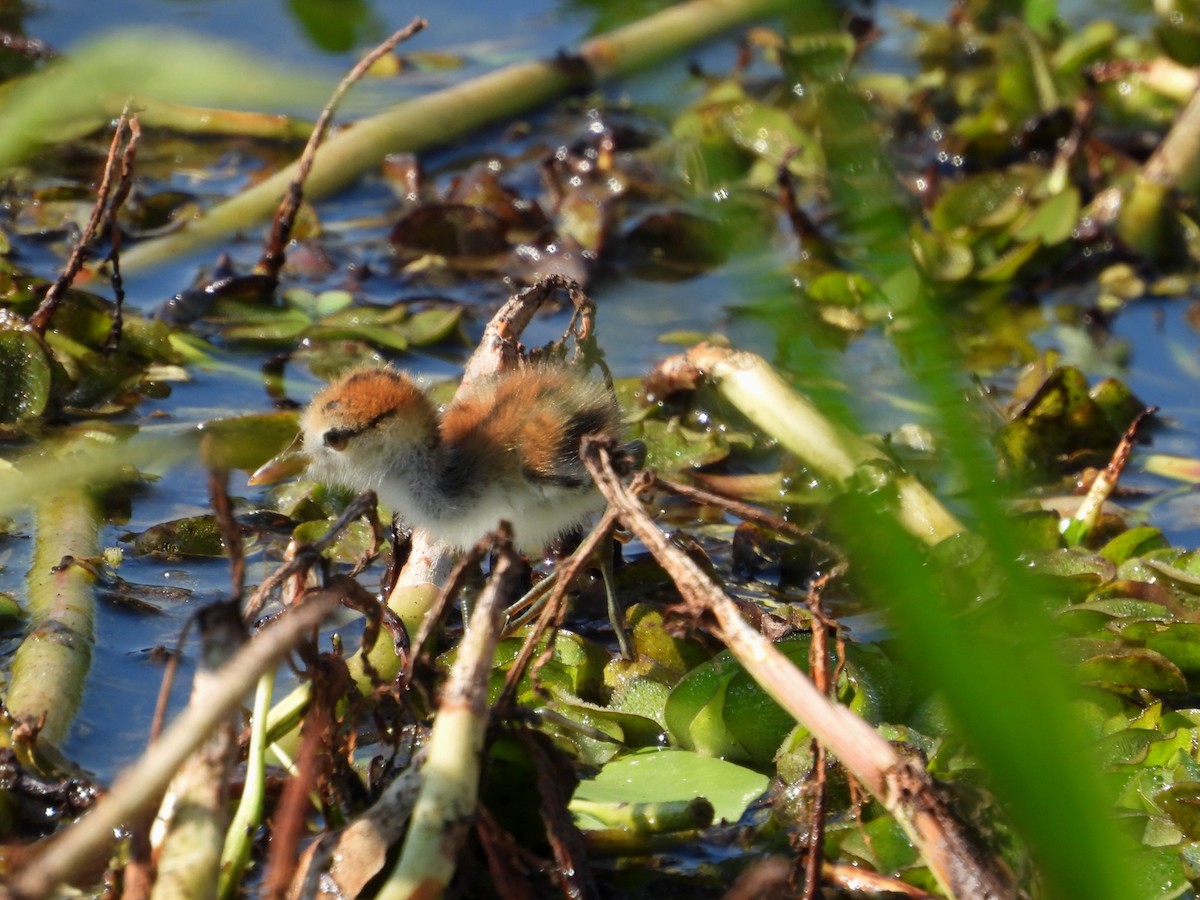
[498,509,620,711]
[256,19,427,279]
[242,490,379,621]
[802,574,836,900]
[29,104,135,336]
[262,691,328,900]
[652,474,813,541]
[103,114,140,353]
[208,465,245,601]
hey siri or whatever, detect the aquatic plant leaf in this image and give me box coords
[1055,599,1171,636]
[996,366,1138,479]
[1100,527,1171,565]
[632,416,732,473]
[832,813,921,873]
[665,638,910,766]
[616,210,727,281]
[930,169,1040,233]
[196,412,299,472]
[126,515,228,558]
[0,321,51,423]
[1143,454,1200,485]
[1140,624,1200,676]
[570,748,768,827]
[1013,187,1081,245]
[390,204,510,260]
[1078,648,1188,693]
[292,519,374,565]
[397,307,464,346]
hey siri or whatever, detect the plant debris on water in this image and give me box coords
[3,0,1200,896]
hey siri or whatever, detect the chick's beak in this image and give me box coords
[248,435,307,486]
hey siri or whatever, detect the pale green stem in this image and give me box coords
[218,671,274,899]
[685,344,964,545]
[7,485,99,746]
[150,676,238,900]
[567,797,713,834]
[375,553,517,900]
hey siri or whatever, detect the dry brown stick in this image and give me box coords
[802,574,835,900]
[652,474,813,541]
[262,689,327,900]
[28,104,134,336]
[582,441,1011,900]
[9,590,342,900]
[207,466,245,600]
[515,729,599,900]
[256,18,426,279]
[1066,405,1157,541]
[825,862,938,898]
[458,275,595,386]
[102,113,140,353]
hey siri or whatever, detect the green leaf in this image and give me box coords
[570,748,768,827]
[1078,648,1188,693]
[0,324,51,423]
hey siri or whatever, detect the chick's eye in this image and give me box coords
[323,430,351,451]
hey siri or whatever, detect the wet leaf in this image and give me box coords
[665,638,909,765]
[1078,648,1188,693]
[1013,187,1081,245]
[570,748,768,827]
[930,169,1040,233]
[0,316,51,423]
[1141,624,1200,676]
[397,307,464,346]
[196,412,298,472]
[616,211,727,281]
[390,204,510,260]
[1100,528,1171,565]
[126,515,228,558]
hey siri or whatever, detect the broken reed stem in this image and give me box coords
[28,104,135,336]
[680,344,964,545]
[256,18,426,280]
[102,113,138,352]
[803,576,837,900]
[582,443,1011,900]
[1063,405,1156,546]
[150,604,246,900]
[6,482,100,746]
[9,590,341,900]
[375,540,522,900]
[118,0,792,273]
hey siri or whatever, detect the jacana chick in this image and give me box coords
[251,363,624,553]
